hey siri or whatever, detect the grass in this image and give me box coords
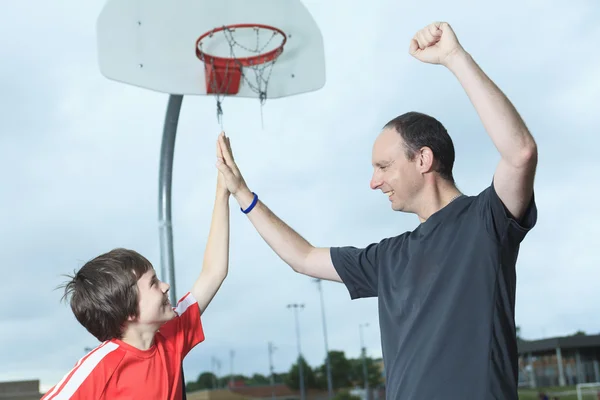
[518,385,591,400]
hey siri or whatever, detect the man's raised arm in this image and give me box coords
[411,22,538,220]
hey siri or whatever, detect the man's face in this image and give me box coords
[370,128,422,212]
[134,269,176,326]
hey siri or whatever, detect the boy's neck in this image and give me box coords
[120,324,159,350]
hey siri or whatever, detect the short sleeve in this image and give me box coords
[41,342,122,400]
[159,292,205,357]
[476,181,537,244]
[330,238,392,300]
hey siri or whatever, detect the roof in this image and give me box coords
[187,384,329,400]
[231,384,327,398]
[518,334,600,354]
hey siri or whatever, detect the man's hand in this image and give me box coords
[409,22,465,67]
[216,132,248,196]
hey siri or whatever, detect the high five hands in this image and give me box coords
[215,132,248,196]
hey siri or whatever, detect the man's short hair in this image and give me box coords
[384,111,455,182]
[60,248,153,342]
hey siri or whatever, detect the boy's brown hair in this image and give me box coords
[60,248,153,341]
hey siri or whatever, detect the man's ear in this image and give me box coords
[417,146,435,173]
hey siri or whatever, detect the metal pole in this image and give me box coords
[158,94,183,306]
[230,350,235,388]
[158,94,184,397]
[268,342,276,400]
[359,323,369,400]
[287,304,306,400]
[314,279,333,399]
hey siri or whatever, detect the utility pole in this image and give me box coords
[211,356,221,389]
[229,350,235,388]
[314,278,333,399]
[287,303,306,400]
[359,323,369,400]
[268,342,277,400]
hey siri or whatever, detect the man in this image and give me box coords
[216,22,537,399]
[42,134,231,399]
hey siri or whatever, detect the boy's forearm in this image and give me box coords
[201,191,230,279]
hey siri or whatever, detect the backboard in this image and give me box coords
[97,0,326,99]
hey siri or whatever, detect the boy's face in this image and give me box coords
[134,268,176,326]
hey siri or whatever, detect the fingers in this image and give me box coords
[413,22,444,49]
[217,132,224,158]
[218,133,235,166]
[409,38,419,55]
[215,157,234,178]
[225,136,234,161]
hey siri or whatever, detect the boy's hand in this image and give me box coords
[216,132,230,196]
[216,132,248,195]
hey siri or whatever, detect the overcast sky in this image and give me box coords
[2,0,599,393]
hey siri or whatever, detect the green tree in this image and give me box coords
[217,374,247,388]
[186,372,218,392]
[349,356,382,388]
[332,390,361,400]
[247,373,270,385]
[315,351,353,390]
[285,355,318,390]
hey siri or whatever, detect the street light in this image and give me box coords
[313,278,333,399]
[359,323,369,400]
[287,303,306,400]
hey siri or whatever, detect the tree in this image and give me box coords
[332,390,361,400]
[247,373,271,385]
[186,372,218,392]
[217,374,247,388]
[315,351,353,390]
[285,355,318,390]
[348,357,382,388]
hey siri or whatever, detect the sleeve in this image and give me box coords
[41,342,122,400]
[158,292,205,357]
[330,238,393,300]
[476,180,538,245]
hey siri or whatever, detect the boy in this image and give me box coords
[42,133,231,399]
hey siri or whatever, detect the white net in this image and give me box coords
[196,25,287,127]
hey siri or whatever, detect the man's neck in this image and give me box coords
[415,181,462,223]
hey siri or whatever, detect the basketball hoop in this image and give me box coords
[195,24,287,125]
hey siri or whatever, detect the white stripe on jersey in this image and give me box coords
[174,293,196,316]
[45,341,120,400]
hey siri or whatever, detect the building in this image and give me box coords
[518,333,600,388]
[187,383,329,400]
[0,380,42,400]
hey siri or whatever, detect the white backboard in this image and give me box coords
[97,0,326,98]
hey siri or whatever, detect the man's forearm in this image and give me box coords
[234,187,313,272]
[446,50,537,166]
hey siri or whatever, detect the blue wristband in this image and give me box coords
[241,192,258,214]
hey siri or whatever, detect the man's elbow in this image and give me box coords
[288,247,314,275]
[511,139,538,169]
